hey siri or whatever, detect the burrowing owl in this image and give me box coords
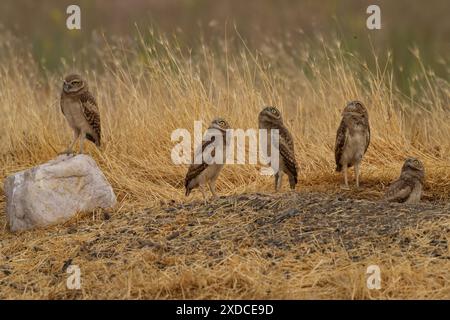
[185,118,231,201]
[335,101,370,189]
[60,74,101,154]
[384,157,424,204]
[258,106,298,191]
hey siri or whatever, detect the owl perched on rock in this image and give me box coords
[384,157,425,204]
[60,74,101,154]
[185,118,231,202]
[335,101,370,189]
[258,106,298,191]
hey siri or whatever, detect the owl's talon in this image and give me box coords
[58,150,75,156]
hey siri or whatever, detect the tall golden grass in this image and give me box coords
[0,31,449,299]
[1,32,449,205]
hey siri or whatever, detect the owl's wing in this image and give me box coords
[184,163,208,189]
[184,137,216,189]
[60,92,66,117]
[364,121,371,154]
[279,139,298,182]
[334,118,348,172]
[384,178,413,203]
[280,126,295,151]
[80,91,101,146]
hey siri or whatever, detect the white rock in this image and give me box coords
[4,154,116,232]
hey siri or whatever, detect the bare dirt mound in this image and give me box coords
[1,192,449,299]
[155,193,450,260]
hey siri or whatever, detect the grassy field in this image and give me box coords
[0,31,449,299]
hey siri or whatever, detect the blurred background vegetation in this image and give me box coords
[0,0,449,91]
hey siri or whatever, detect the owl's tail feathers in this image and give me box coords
[86,133,101,148]
[185,179,192,196]
[336,164,342,172]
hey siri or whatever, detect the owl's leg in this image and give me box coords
[208,181,218,200]
[200,184,208,205]
[354,163,361,188]
[340,165,350,190]
[60,129,80,155]
[275,170,283,192]
[79,134,85,154]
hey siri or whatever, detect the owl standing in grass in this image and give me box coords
[60,74,101,155]
[384,157,425,204]
[185,118,231,202]
[258,106,298,192]
[335,101,370,189]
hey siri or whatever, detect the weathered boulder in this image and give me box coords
[4,154,116,232]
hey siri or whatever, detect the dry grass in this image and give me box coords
[0,31,449,299]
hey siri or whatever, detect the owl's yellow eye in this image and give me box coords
[271,108,277,114]
[414,160,420,166]
[219,121,225,126]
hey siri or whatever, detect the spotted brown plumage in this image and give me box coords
[384,157,425,204]
[258,106,298,191]
[184,137,215,196]
[385,177,417,202]
[334,119,348,173]
[334,101,370,189]
[80,91,101,146]
[279,139,298,187]
[335,113,369,171]
[60,74,102,154]
[184,118,231,201]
